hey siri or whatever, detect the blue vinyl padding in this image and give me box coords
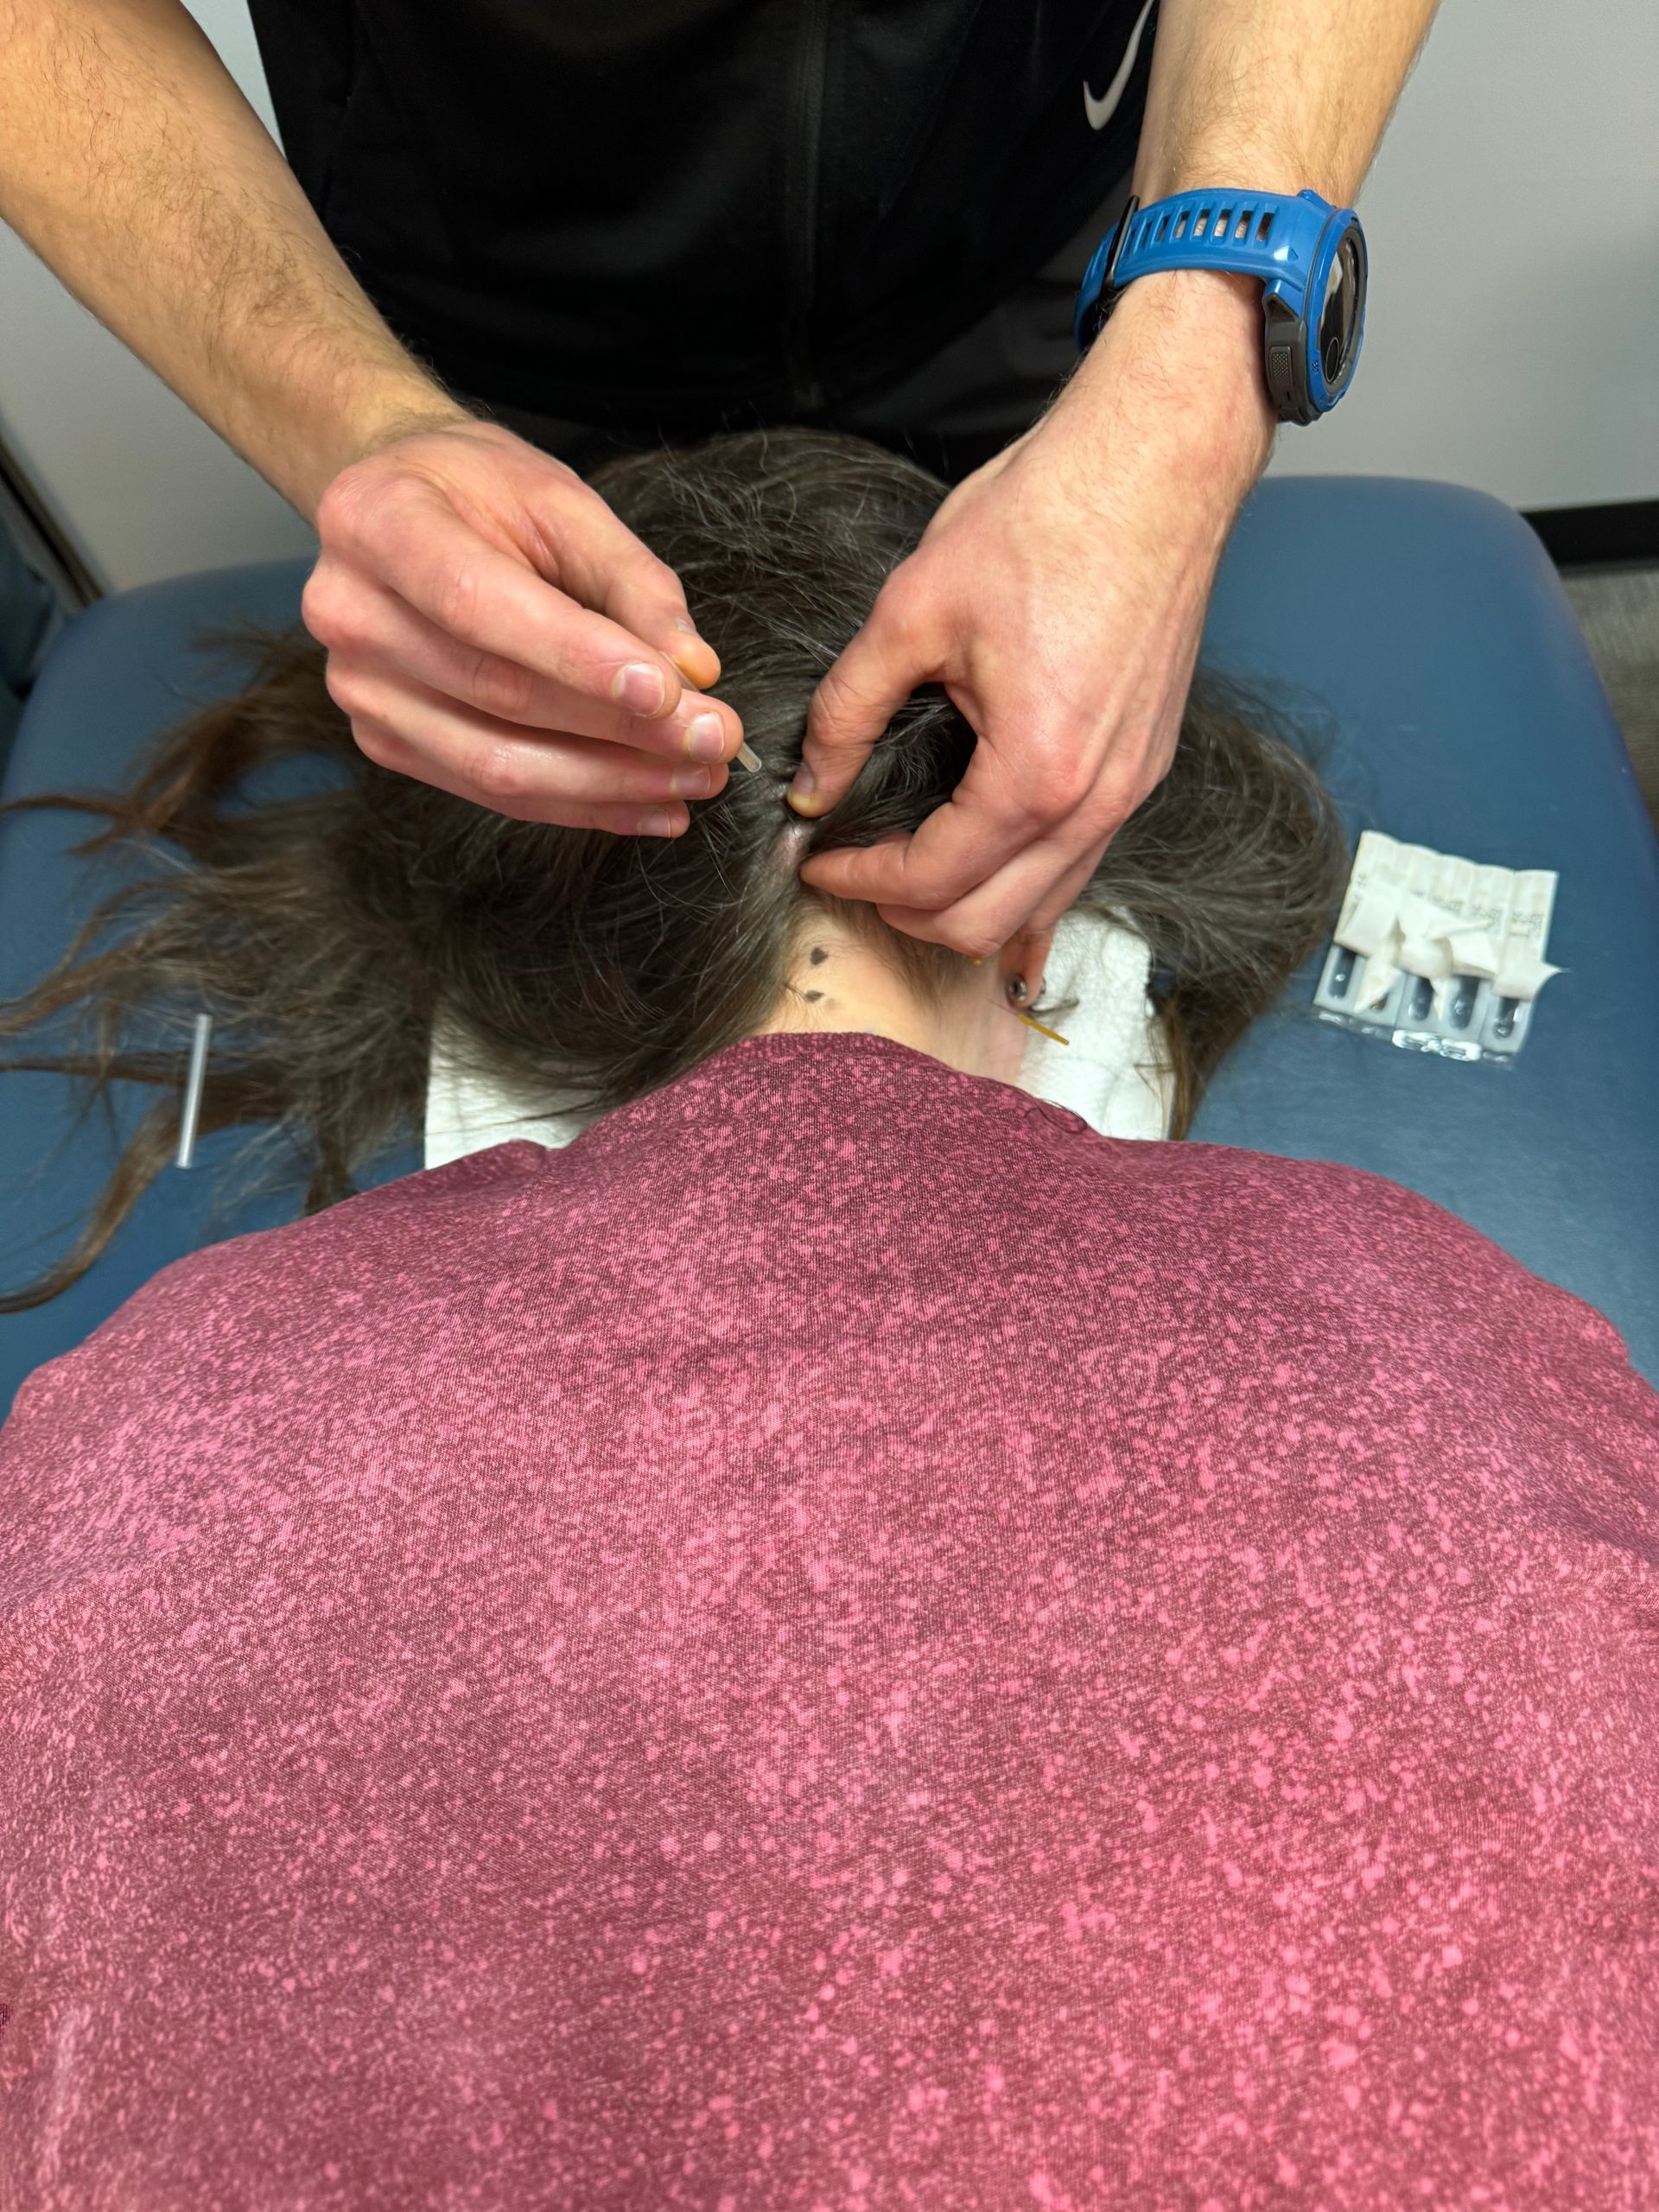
[2,477,1656,1414]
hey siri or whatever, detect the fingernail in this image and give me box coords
[671,620,715,665]
[670,766,714,798]
[786,764,817,805]
[685,711,727,761]
[638,808,678,836]
[673,618,696,634]
[614,662,667,715]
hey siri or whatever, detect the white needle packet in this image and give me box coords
[1313,831,1562,1064]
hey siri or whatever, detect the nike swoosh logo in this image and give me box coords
[1084,0,1156,130]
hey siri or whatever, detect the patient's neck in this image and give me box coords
[750,913,1033,1084]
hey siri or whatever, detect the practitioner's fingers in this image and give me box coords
[798,721,1136,956]
[314,575,745,765]
[307,421,752,808]
[861,834,1113,957]
[793,560,948,817]
[346,673,732,830]
[313,469,694,716]
[538,486,724,693]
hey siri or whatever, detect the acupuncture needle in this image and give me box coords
[175,1011,213,1169]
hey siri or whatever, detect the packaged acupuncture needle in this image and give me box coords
[1313,832,1562,1065]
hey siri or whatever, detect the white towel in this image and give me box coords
[423,908,1173,1169]
[1017,908,1174,1141]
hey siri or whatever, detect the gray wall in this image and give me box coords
[1,0,1655,592]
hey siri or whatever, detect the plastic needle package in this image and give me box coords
[1313,832,1562,1065]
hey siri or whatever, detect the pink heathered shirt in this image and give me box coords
[3,1031,1656,2210]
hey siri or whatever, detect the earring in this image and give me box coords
[1007,976,1028,1003]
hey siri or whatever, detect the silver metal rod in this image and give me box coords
[175,1012,213,1169]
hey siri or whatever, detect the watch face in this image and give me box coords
[1318,225,1364,386]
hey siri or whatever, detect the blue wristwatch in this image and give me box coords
[1074,188,1368,424]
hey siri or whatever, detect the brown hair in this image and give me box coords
[0,429,1347,1310]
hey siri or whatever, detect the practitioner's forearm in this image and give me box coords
[1132,0,1442,206]
[0,0,469,518]
[1052,0,1443,496]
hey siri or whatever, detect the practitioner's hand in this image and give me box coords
[790,270,1278,953]
[302,417,747,836]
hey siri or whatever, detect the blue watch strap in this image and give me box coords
[1076,187,1348,344]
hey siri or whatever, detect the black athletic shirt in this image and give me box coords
[247,0,1159,433]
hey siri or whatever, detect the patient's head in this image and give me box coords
[0,429,1347,1309]
[467,430,1059,1091]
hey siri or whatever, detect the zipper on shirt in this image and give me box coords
[782,0,830,412]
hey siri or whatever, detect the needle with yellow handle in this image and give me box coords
[968,956,1069,1046]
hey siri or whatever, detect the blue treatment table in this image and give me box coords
[2,479,1656,1413]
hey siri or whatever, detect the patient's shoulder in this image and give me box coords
[7,1141,549,1422]
[177,1135,545,1281]
[0,1141,556,1592]
[1123,1136,1643,1390]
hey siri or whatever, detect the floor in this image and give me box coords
[1562,566,1659,830]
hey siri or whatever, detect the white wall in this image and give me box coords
[1268,0,1659,507]
[1,0,1655,593]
